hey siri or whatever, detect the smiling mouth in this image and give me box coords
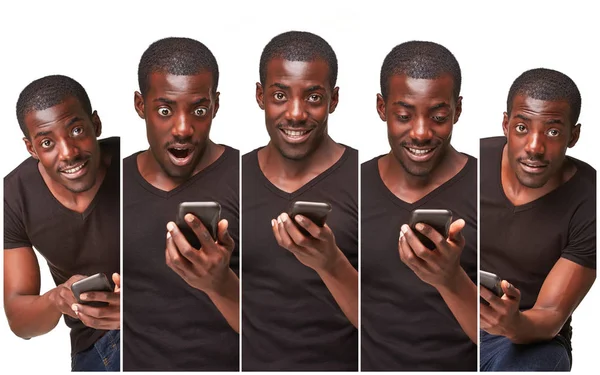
[405,147,435,156]
[60,160,88,174]
[280,128,312,138]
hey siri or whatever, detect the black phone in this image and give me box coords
[176,201,221,242]
[71,273,113,307]
[288,201,332,235]
[408,209,453,250]
[480,270,504,305]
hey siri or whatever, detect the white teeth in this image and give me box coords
[283,129,309,137]
[408,148,433,155]
[62,162,86,174]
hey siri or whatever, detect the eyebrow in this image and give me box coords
[305,85,325,93]
[154,97,176,105]
[515,114,530,122]
[191,97,210,106]
[33,116,82,139]
[392,101,415,109]
[269,83,290,90]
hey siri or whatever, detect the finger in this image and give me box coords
[479,285,500,303]
[501,280,520,300]
[76,310,119,330]
[280,213,313,248]
[294,215,326,240]
[448,219,466,242]
[183,214,219,253]
[402,224,435,260]
[167,221,211,264]
[66,274,87,288]
[412,223,446,250]
[276,214,305,253]
[217,219,235,252]
[398,232,428,270]
[73,303,116,319]
[112,273,121,293]
[79,291,120,304]
[271,218,283,245]
[166,231,195,275]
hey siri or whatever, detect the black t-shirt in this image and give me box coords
[361,154,478,371]
[241,146,358,371]
[122,146,239,371]
[4,137,120,355]
[480,136,596,344]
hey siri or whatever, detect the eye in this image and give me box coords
[307,94,322,103]
[396,114,410,122]
[158,107,172,117]
[71,126,84,136]
[515,124,527,133]
[273,92,286,101]
[194,107,208,117]
[41,139,53,149]
[433,115,448,123]
[547,128,560,137]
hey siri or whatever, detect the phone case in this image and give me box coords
[71,273,113,307]
[288,201,332,236]
[408,209,453,250]
[480,270,503,296]
[177,201,221,241]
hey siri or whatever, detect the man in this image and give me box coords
[242,31,358,371]
[361,41,478,371]
[4,75,121,371]
[122,37,239,371]
[480,68,596,371]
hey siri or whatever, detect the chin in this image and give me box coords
[516,174,549,189]
[63,179,97,193]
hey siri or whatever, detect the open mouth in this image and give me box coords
[59,160,89,179]
[279,128,313,143]
[167,145,195,166]
[403,146,437,161]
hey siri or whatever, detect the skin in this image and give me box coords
[257,58,357,327]
[480,95,595,343]
[4,97,120,337]
[134,71,238,331]
[377,73,477,343]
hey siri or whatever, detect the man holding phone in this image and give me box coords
[3,75,121,371]
[361,41,478,371]
[242,31,358,370]
[122,37,239,371]
[479,69,596,371]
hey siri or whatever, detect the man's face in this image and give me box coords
[135,71,219,179]
[23,96,102,193]
[502,94,579,188]
[256,58,339,160]
[378,74,461,177]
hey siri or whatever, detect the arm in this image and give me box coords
[166,216,239,333]
[272,213,358,328]
[400,220,477,343]
[480,258,596,344]
[4,247,83,338]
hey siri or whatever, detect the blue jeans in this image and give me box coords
[480,330,571,371]
[71,330,120,371]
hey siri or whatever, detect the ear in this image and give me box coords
[502,112,509,137]
[23,137,38,160]
[91,110,102,137]
[454,96,463,123]
[212,91,220,118]
[376,94,386,122]
[568,123,581,148]
[329,86,340,114]
[256,82,265,110]
[134,91,145,119]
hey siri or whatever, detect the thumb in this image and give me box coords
[448,218,465,242]
[501,280,520,299]
[217,219,235,251]
[112,273,121,292]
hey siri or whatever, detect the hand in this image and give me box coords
[398,219,466,289]
[271,213,343,274]
[480,280,522,337]
[50,274,87,319]
[165,214,236,295]
[72,273,121,330]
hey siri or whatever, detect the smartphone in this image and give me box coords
[408,209,453,250]
[176,201,221,242]
[480,270,503,305]
[288,201,332,236]
[71,273,113,307]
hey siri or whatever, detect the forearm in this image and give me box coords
[436,268,477,343]
[206,269,240,333]
[5,289,62,339]
[317,250,358,328]
[506,308,564,344]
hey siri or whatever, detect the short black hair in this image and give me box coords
[16,75,92,138]
[259,31,338,89]
[507,68,581,125]
[380,41,462,101]
[138,37,219,96]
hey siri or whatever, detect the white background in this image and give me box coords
[1,0,597,374]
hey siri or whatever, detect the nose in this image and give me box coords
[171,112,194,138]
[285,98,308,124]
[409,117,433,143]
[57,138,80,161]
[525,132,545,156]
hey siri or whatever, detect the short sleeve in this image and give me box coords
[561,196,596,270]
[4,196,31,250]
